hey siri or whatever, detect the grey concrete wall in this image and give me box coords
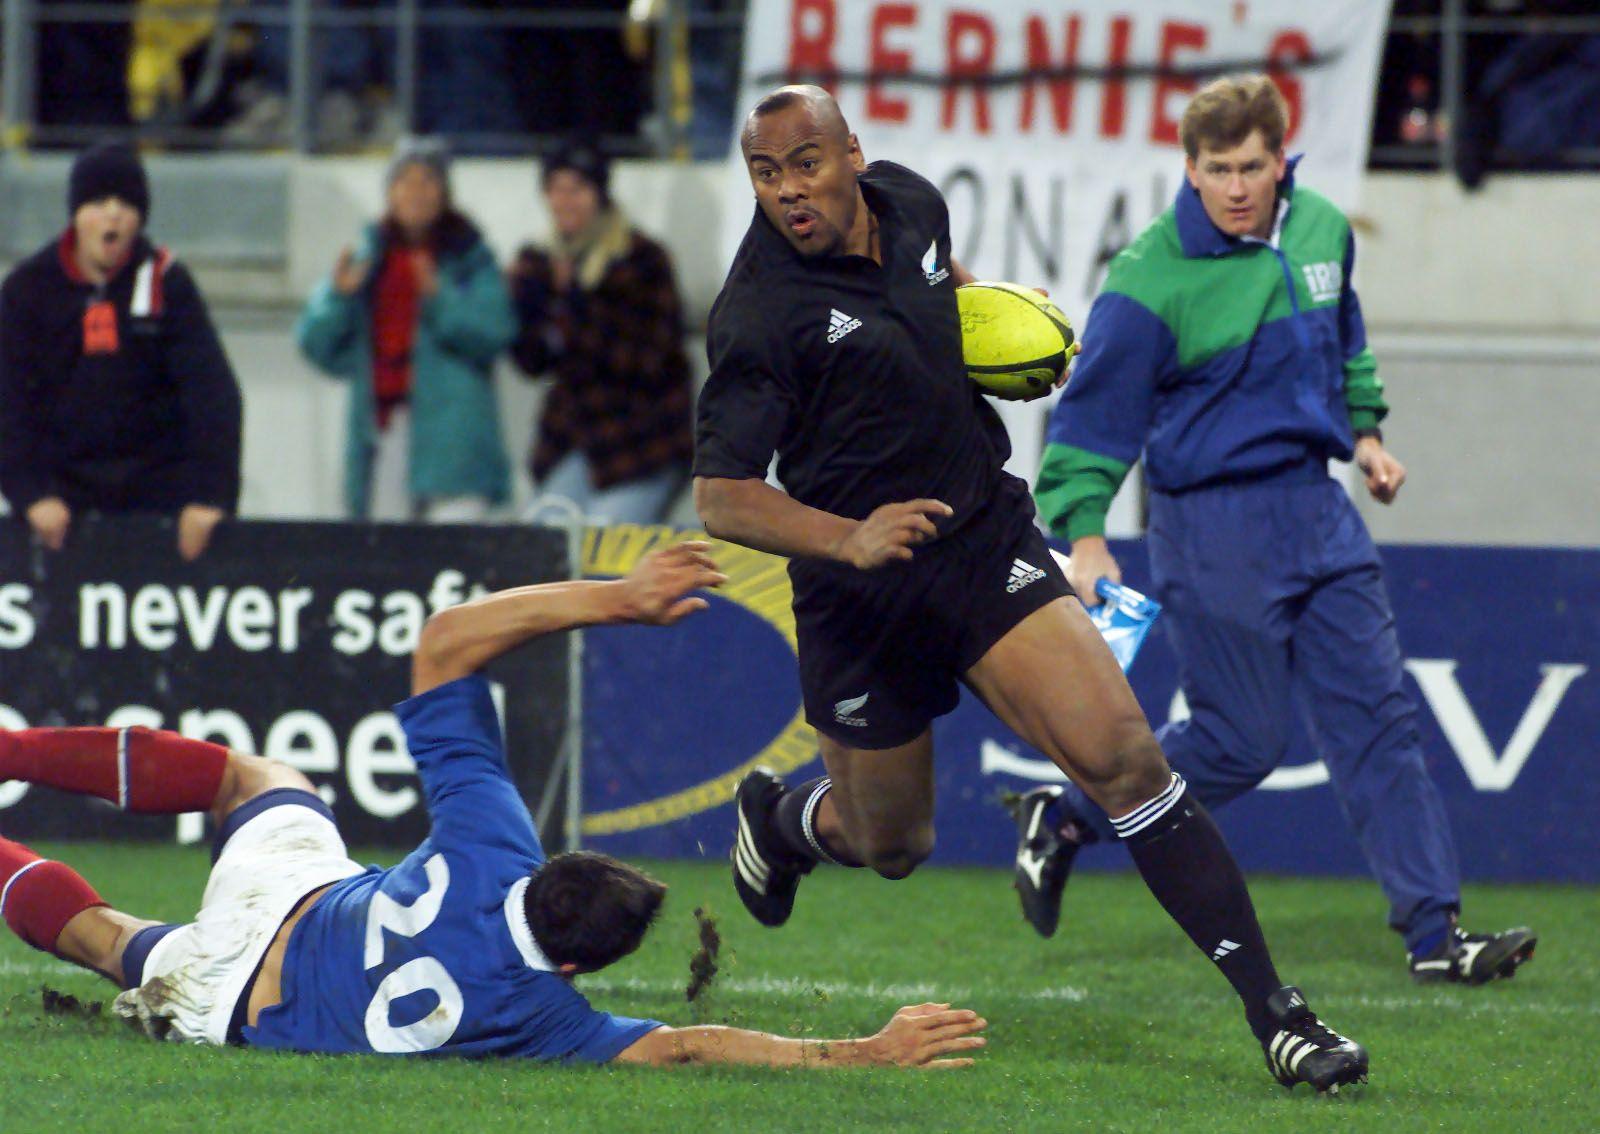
[1356,334,1600,547]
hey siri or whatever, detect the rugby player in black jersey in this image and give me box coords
[692,85,1367,1094]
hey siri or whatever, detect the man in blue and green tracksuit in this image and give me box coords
[1016,75,1535,984]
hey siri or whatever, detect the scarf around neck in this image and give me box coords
[552,206,633,291]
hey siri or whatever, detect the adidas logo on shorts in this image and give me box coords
[1006,557,1046,594]
[826,308,862,344]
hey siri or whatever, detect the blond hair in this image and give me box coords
[1180,74,1289,159]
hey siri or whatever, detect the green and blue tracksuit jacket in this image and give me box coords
[1036,158,1387,539]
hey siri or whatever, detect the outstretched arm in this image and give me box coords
[694,477,953,570]
[410,542,726,696]
[613,1003,987,1070]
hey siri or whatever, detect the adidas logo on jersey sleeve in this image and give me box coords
[826,308,862,344]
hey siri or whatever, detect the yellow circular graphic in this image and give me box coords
[577,525,817,836]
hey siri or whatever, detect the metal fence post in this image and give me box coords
[1440,0,1463,173]
[667,0,693,161]
[287,0,312,151]
[646,0,693,159]
[396,0,418,138]
[563,510,586,852]
[530,501,587,852]
[1,0,37,146]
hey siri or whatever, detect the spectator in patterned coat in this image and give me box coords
[510,141,693,525]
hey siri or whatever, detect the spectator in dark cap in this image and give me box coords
[298,136,513,521]
[0,142,243,561]
[510,141,693,525]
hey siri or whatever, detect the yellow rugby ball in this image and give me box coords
[956,281,1080,401]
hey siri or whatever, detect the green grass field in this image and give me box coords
[3,843,1595,1133]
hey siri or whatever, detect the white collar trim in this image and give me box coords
[1242,196,1291,250]
[504,876,557,972]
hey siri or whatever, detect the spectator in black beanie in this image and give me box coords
[0,142,243,560]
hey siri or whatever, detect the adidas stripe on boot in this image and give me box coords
[1409,924,1537,985]
[1260,986,1369,1094]
[731,768,811,928]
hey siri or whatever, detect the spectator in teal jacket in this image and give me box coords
[299,138,513,520]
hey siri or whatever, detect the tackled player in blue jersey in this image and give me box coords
[0,542,987,1069]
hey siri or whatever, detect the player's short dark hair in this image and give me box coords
[1180,74,1289,159]
[752,87,808,119]
[523,852,667,972]
[743,84,849,152]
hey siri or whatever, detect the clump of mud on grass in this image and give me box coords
[40,985,103,1019]
[685,906,721,1004]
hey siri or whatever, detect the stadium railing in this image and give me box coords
[0,0,745,158]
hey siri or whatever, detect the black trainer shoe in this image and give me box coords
[1006,785,1098,938]
[1409,924,1537,985]
[731,768,811,928]
[1260,986,1369,1094]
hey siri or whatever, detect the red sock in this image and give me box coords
[0,836,106,952]
[0,727,227,813]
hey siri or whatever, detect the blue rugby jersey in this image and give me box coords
[243,675,660,1061]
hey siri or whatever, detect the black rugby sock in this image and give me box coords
[1117,774,1282,1039]
[772,777,864,868]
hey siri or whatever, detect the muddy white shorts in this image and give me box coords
[113,790,364,1045]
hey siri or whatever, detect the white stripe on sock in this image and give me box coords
[1111,775,1180,831]
[800,779,843,865]
[1112,773,1186,838]
[0,858,50,918]
[1113,771,1182,826]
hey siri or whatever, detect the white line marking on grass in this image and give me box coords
[580,975,1590,1019]
[1339,993,1600,1019]
[0,958,81,978]
[583,974,1089,1004]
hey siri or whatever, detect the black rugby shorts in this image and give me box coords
[791,477,1073,749]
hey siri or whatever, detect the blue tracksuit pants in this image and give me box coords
[1060,468,1461,952]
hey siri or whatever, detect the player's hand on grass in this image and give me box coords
[865,1003,987,1069]
[1355,436,1406,505]
[834,499,953,569]
[621,541,727,625]
[26,496,71,552]
[1067,535,1121,606]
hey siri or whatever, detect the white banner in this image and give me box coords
[726,0,1393,485]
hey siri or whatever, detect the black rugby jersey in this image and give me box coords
[694,161,1011,534]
